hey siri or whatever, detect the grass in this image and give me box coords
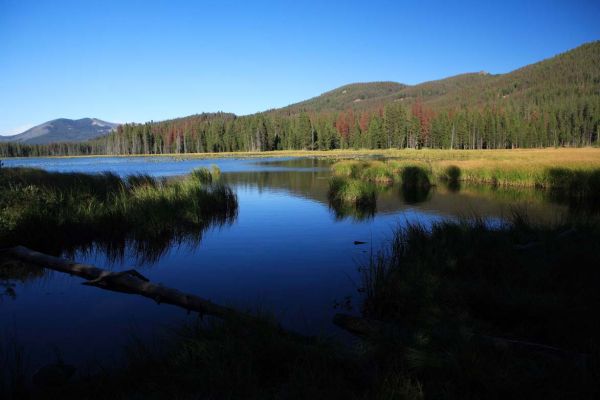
[329,161,434,218]
[330,149,600,211]
[6,146,600,162]
[2,315,428,400]
[332,160,433,187]
[0,166,237,263]
[361,214,600,398]
[29,318,366,400]
[328,177,378,220]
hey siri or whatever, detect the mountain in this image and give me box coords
[273,41,599,114]
[272,82,407,114]
[0,118,119,144]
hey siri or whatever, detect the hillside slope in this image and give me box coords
[272,41,600,114]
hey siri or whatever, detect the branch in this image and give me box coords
[1,246,256,323]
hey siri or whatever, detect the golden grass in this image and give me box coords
[327,148,600,192]
[14,147,600,165]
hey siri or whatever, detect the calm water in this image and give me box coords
[1,156,569,370]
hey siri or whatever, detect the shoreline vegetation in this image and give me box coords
[352,214,600,398]
[325,148,600,215]
[0,166,237,263]
[0,146,599,161]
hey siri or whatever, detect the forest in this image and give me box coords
[1,41,599,157]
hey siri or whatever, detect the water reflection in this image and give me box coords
[400,184,432,205]
[0,260,44,301]
[222,166,576,223]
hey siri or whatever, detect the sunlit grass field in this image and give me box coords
[328,148,600,189]
[22,146,600,162]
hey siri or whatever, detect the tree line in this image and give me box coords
[1,97,599,157]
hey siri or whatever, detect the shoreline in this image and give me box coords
[2,146,600,161]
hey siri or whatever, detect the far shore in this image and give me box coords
[3,147,600,165]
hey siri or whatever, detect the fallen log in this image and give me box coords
[0,246,256,323]
[333,313,589,368]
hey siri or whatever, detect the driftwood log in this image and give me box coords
[333,313,589,367]
[0,245,256,323]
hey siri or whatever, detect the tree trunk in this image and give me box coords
[1,246,257,323]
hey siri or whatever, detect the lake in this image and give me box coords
[0,156,570,370]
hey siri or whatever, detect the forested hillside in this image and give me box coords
[1,41,598,157]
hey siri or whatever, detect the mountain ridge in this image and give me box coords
[0,118,119,144]
[270,41,599,115]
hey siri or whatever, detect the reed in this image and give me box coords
[332,155,600,201]
[0,167,237,262]
[360,214,600,398]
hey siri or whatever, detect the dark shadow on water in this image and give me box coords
[400,184,432,204]
[545,168,600,215]
[0,261,45,301]
[328,201,377,221]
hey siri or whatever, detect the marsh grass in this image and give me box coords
[328,177,378,221]
[17,315,430,400]
[331,153,600,216]
[0,166,237,263]
[329,161,434,218]
[361,214,600,398]
[332,160,433,186]
[20,316,371,400]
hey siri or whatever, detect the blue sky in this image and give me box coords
[0,0,599,135]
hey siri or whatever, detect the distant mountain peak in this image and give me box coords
[0,118,119,144]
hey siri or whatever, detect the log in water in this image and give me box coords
[0,246,256,323]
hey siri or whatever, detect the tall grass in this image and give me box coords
[329,161,434,218]
[332,160,433,187]
[360,214,600,398]
[0,167,237,263]
[331,156,600,206]
[328,177,378,220]
[11,315,429,399]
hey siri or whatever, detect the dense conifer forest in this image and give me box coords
[1,41,599,157]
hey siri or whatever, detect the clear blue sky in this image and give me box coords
[1,0,599,135]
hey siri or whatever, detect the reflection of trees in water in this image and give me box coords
[229,169,586,223]
[400,185,432,205]
[547,190,600,215]
[0,208,238,299]
[328,198,377,222]
[69,212,237,266]
[0,259,45,301]
[223,170,331,203]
